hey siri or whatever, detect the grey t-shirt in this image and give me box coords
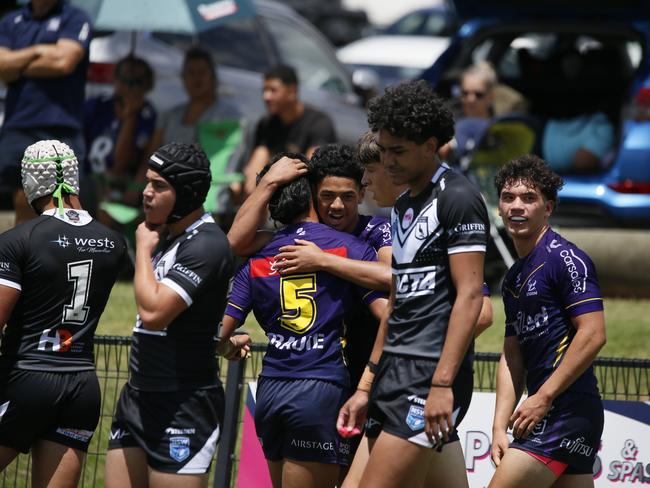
[157,98,242,145]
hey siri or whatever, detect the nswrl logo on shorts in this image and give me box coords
[406,405,425,431]
[169,436,190,462]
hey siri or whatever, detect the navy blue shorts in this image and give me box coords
[511,391,603,475]
[0,127,86,191]
[365,354,473,448]
[255,377,351,465]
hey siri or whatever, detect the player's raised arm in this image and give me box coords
[228,154,307,256]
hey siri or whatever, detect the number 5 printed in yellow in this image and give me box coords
[280,274,317,334]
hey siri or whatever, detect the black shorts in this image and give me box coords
[0,368,100,453]
[108,382,225,474]
[365,354,473,448]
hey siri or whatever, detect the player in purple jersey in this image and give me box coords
[0,140,127,486]
[105,143,235,487]
[489,155,606,488]
[219,160,387,488]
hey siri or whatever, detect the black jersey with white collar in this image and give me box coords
[129,214,234,391]
[386,164,489,362]
[0,208,127,371]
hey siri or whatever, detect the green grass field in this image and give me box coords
[99,282,649,359]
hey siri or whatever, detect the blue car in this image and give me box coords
[422,0,650,228]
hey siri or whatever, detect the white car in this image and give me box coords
[337,35,450,91]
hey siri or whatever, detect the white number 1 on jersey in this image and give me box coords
[63,260,93,324]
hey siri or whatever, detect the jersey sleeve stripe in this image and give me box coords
[160,278,193,306]
[227,301,245,312]
[448,244,486,255]
[565,297,603,310]
[0,278,21,291]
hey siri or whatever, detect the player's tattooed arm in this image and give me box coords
[275,241,391,291]
[133,222,188,330]
[491,336,525,466]
[425,251,484,446]
[510,310,606,440]
[228,156,307,256]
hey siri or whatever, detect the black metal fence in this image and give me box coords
[1,337,648,487]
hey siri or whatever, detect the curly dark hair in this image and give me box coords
[367,80,454,145]
[258,152,311,225]
[309,143,363,188]
[494,154,564,201]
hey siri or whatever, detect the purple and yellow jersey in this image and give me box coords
[225,222,384,387]
[502,229,603,396]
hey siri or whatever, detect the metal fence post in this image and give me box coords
[214,358,246,488]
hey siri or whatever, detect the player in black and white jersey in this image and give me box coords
[337,81,489,488]
[104,143,237,488]
[0,140,127,486]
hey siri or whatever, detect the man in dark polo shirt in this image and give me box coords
[0,0,91,224]
[240,64,336,197]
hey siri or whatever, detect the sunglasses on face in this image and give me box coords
[461,89,486,99]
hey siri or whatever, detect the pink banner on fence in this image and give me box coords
[237,382,272,488]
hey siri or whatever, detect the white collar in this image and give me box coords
[185,212,214,233]
[42,208,93,226]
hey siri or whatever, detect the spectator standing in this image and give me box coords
[0,0,91,224]
[240,64,336,197]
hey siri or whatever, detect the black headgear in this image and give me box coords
[148,142,211,223]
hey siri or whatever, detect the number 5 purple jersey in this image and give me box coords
[225,221,385,387]
[502,228,604,397]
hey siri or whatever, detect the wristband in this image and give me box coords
[430,383,452,388]
[367,360,378,374]
[357,366,375,393]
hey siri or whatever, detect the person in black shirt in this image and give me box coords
[240,64,336,197]
[105,142,237,488]
[337,81,489,488]
[0,139,127,486]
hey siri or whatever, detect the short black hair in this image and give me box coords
[357,132,380,166]
[309,144,364,188]
[183,47,216,79]
[367,80,454,145]
[264,64,298,86]
[258,152,311,225]
[114,55,154,92]
[494,154,564,202]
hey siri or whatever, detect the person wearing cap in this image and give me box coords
[0,140,127,485]
[0,0,92,224]
[104,142,239,487]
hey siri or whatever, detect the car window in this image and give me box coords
[152,18,271,72]
[422,12,454,37]
[386,12,426,35]
[262,15,350,94]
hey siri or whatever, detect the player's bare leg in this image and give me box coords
[488,448,559,488]
[423,440,469,488]
[552,474,594,488]
[31,440,83,488]
[0,445,19,471]
[282,459,339,488]
[358,432,431,488]
[149,469,208,488]
[105,447,148,488]
[341,435,374,488]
